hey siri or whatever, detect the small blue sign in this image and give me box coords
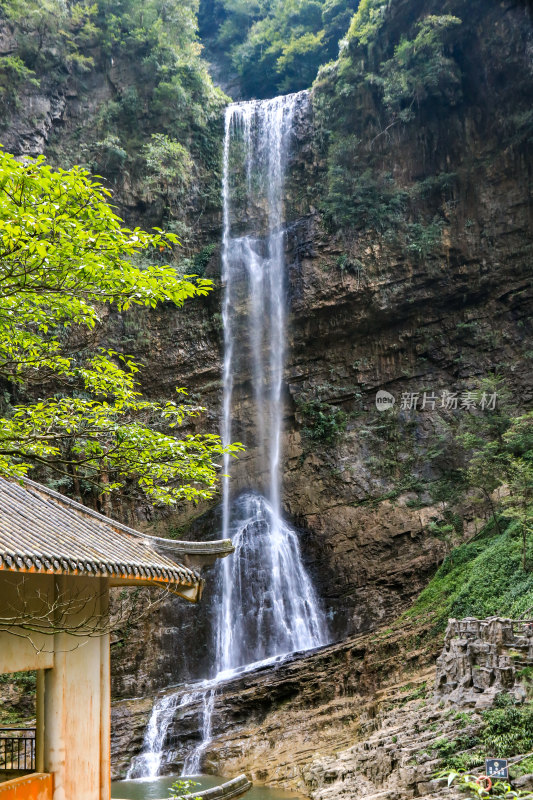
[485,759,509,779]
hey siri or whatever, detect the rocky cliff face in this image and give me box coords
[112,616,533,796]
[111,617,440,781]
[1,0,532,744]
[110,12,533,689]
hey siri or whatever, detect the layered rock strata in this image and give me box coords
[112,617,533,800]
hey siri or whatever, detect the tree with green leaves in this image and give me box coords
[0,148,242,505]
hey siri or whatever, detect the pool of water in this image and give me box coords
[111,774,306,800]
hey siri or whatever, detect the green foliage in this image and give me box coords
[92,135,128,174]
[346,0,388,46]
[1,0,97,84]
[0,671,37,725]
[0,55,39,117]
[401,682,427,704]
[501,412,533,570]
[444,752,484,772]
[407,517,533,631]
[2,0,227,224]
[200,0,359,98]
[481,695,533,758]
[336,253,364,281]
[428,508,463,542]
[438,769,533,800]
[429,734,482,769]
[297,397,347,446]
[191,243,218,276]
[455,378,533,569]
[0,148,242,504]
[376,15,462,122]
[346,9,462,121]
[0,671,36,690]
[360,411,420,489]
[170,779,200,799]
[403,219,445,259]
[511,756,533,780]
[142,134,193,212]
[390,377,532,615]
[322,151,407,231]
[176,243,218,278]
[313,3,464,239]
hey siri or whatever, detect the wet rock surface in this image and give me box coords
[112,620,440,781]
[112,618,533,798]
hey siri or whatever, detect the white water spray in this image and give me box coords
[127,92,328,781]
[126,693,184,780]
[216,91,328,674]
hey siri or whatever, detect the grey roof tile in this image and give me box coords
[0,477,205,600]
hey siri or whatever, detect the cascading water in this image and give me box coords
[215,92,328,675]
[126,692,184,780]
[127,91,329,781]
[182,690,216,776]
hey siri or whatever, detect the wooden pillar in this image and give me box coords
[99,585,111,800]
[43,576,111,800]
[36,669,45,773]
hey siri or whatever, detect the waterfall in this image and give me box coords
[126,692,183,780]
[182,689,216,776]
[216,91,328,675]
[127,684,217,780]
[127,92,328,782]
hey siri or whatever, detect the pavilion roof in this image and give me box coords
[0,477,233,602]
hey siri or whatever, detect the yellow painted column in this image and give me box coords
[36,669,45,773]
[99,581,111,800]
[44,575,109,800]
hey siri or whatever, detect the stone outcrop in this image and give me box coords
[302,617,533,800]
[435,617,533,708]
[111,619,441,781]
[112,617,533,799]
[302,700,472,800]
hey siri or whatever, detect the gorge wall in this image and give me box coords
[111,616,533,791]
[0,0,532,702]
[109,0,533,696]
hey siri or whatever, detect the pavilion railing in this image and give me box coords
[0,729,36,772]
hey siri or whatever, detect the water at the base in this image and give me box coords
[112,774,306,800]
[128,91,329,782]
